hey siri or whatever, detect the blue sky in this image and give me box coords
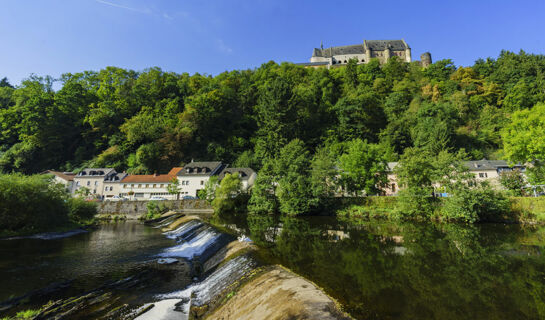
[1,0,544,86]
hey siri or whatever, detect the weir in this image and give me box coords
[134,216,258,319]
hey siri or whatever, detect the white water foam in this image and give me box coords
[158,227,219,259]
[163,220,202,240]
[148,255,256,318]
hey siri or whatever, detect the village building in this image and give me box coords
[119,167,183,200]
[464,160,526,187]
[298,39,432,68]
[73,168,117,197]
[177,161,227,197]
[102,172,128,199]
[383,160,526,195]
[43,170,76,193]
[217,167,257,191]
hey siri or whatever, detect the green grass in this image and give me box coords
[510,197,545,223]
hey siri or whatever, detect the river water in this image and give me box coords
[1,217,544,319]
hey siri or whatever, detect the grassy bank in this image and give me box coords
[0,174,97,237]
[337,196,545,224]
[510,197,545,223]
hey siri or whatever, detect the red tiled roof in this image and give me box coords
[168,167,183,175]
[121,174,175,183]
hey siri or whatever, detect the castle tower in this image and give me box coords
[420,52,432,67]
[401,39,411,63]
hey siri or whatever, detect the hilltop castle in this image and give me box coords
[299,39,432,68]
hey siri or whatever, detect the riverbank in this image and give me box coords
[335,196,545,224]
[0,174,97,238]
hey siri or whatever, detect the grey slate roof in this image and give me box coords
[366,40,408,51]
[104,172,128,182]
[312,40,409,58]
[178,161,225,176]
[312,44,365,58]
[218,167,256,180]
[464,160,523,171]
[76,168,116,177]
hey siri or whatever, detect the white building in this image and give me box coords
[43,170,76,193]
[119,168,183,200]
[177,162,226,197]
[73,168,117,197]
[102,172,128,199]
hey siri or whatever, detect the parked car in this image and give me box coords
[149,196,167,201]
[106,195,127,202]
[182,195,196,200]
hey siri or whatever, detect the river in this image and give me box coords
[1,216,544,319]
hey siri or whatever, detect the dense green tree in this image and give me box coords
[338,139,388,196]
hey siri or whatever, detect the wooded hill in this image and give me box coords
[1,50,544,175]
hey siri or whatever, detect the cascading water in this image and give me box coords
[131,218,257,319]
[135,255,257,320]
[158,227,220,259]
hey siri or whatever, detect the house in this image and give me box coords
[73,168,117,197]
[177,161,227,197]
[464,160,525,187]
[43,170,76,193]
[119,167,183,200]
[102,172,128,199]
[218,167,257,191]
[383,159,526,195]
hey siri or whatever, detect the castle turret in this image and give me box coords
[420,52,432,67]
[363,40,371,62]
[401,39,411,62]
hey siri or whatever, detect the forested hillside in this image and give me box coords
[1,50,544,175]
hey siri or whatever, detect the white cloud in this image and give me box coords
[216,39,233,54]
[95,0,151,14]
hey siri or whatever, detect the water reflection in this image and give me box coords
[0,222,174,302]
[223,215,545,320]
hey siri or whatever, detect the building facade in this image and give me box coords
[177,161,226,197]
[304,39,411,68]
[383,160,526,195]
[73,168,117,197]
[118,168,182,200]
[43,170,76,193]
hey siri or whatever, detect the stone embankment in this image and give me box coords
[97,200,213,219]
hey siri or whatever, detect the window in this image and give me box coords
[153,184,156,188]
[479,173,488,178]
[87,181,90,186]
[138,184,142,188]
[201,180,204,185]
[95,181,98,186]
[146,184,149,188]
[160,184,164,188]
[123,184,127,188]
[76,181,80,186]
[131,184,135,188]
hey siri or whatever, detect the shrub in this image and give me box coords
[144,200,167,220]
[0,174,70,235]
[67,198,97,224]
[442,184,510,223]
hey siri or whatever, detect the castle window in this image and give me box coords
[344,60,347,63]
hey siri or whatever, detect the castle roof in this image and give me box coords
[312,44,365,58]
[312,39,409,58]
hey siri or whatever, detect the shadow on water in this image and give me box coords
[215,213,545,320]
